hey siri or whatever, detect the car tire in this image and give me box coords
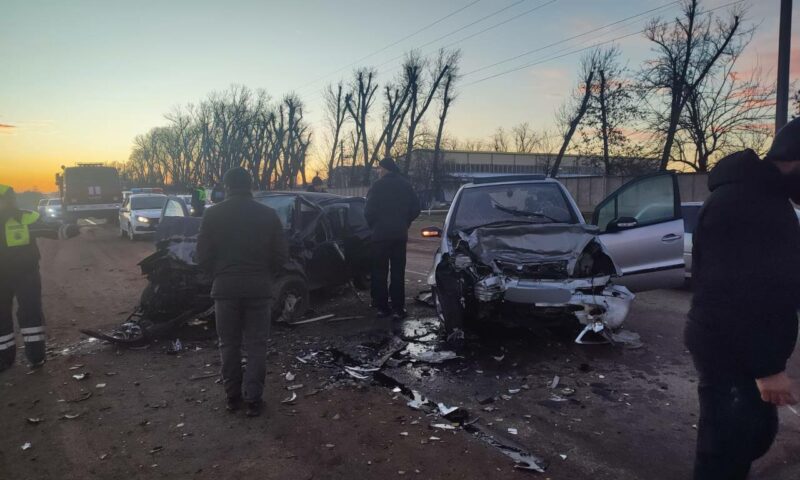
[273,274,309,324]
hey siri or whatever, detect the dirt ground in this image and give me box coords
[1,222,798,479]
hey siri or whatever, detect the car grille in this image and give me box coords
[496,260,569,280]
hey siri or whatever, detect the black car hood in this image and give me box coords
[461,223,601,269]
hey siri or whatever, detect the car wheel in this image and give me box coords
[273,274,309,324]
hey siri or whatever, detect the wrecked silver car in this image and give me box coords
[422,174,686,343]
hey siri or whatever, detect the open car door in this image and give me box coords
[592,172,684,292]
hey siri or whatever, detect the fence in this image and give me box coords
[308,173,710,214]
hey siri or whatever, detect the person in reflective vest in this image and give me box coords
[191,185,206,217]
[0,185,79,371]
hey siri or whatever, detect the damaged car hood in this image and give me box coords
[461,223,600,271]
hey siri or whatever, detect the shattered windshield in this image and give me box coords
[451,183,577,232]
[255,195,294,230]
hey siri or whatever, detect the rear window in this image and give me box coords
[47,199,61,206]
[255,195,295,230]
[131,196,167,210]
[682,205,701,233]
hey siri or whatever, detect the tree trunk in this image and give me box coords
[598,69,611,175]
[550,70,595,178]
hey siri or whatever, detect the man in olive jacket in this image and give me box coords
[685,117,800,479]
[197,168,288,417]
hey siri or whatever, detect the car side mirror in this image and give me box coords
[606,217,638,233]
[421,226,442,238]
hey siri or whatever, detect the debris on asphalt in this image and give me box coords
[607,330,643,349]
[507,428,518,435]
[407,391,430,410]
[560,454,568,460]
[95,383,107,389]
[508,389,521,395]
[409,350,458,364]
[343,367,370,380]
[287,384,304,391]
[281,392,298,404]
[285,372,296,382]
[432,423,456,430]
[72,373,89,381]
[414,290,435,308]
[292,314,335,325]
[437,403,459,417]
[21,442,32,451]
[167,339,183,354]
[549,375,560,389]
[26,417,42,425]
[492,354,505,362]
[63,391,93,403]
[189,372,217,381]
[561,387,576,396]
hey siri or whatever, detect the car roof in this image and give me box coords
[129,193,166,199]
[461,177,561,189]
[681,202,703,207]
[255,191,362,205]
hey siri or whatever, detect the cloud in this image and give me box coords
[0,123,16,129]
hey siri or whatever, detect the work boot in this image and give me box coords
[226,396,243,413]
[29,358,46,370]
[245,400,263,417]
[392,310,408,321]
[375,308,393,319]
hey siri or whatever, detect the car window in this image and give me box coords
[346,201,368,230]
[451,183,576,231]
[595,175,677,232]
[681,205,701,234]
[255,195,294,230]
[47,199,61,206]
[130,195,167,210]
[38,199,48,206]
[164,199,185,218]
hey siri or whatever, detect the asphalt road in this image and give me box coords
[0,221,797,479]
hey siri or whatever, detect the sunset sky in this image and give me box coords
[1,0,798,192]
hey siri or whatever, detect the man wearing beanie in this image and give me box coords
[365,157,420,320]
[197,167,288,417]
[685,117,800,479]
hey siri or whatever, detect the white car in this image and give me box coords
[119,194,167,240]
[682,202,800,280]
[422,173,686,344]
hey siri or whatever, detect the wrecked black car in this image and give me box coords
[421,174,686,343]
[82,192,371,344]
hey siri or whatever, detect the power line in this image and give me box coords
[296,0,483,91]
[462,0,745,88]
[462,0,680,77]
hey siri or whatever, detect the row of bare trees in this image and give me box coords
[321,49,461,188]
[122,86,311,189]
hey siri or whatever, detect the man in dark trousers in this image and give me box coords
[686,117,800,480]
[365,157,420,320]
[197,168,288,417]
[1,185,79,372]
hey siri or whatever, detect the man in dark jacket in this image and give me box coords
[685,117,800,480]
[365,157,421,319]
[1,186,79,372]
[197,168,288,417]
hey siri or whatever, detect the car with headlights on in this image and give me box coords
[119,193,167,240]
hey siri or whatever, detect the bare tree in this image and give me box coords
[432,51,461,200]
[402,49,460,173]
[677,58,774,171]
[323,82,347,187]
[792,82,800,118]
[641,0,746,170]
[492,127,509,152]
[345,68,378,184]
[550,53,597,177]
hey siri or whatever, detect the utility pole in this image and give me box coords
[775,0,793,133]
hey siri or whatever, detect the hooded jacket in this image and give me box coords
[685,150,800,378]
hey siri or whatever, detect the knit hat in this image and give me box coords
[223,167,252,191]
[765,117,800,163]
[379,157,400,173]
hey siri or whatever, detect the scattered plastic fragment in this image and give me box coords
[281,392,298,404]
[508,428,518,435]
[437,403,459,417]
[26,418,42,425]
[560,454,568,460]
[399,432,409,436]
[167,339,182,354]
[285,372,296,382]
[287,384,304,391]
[325,444,335,448]
[432,423,456,430]
[508,389,521,395]
[343,367,370,380]
[561,388,576,396]
[21,442,32,451]
[493,355,505,362]
[150,446,163,454]
[61,412,83,420]
[68,364,84,370]
[72,373,89,381]
[292,314,335,325]
[95,383,106,389]
[550,375,560,389]
[407,391,429,410]
[392,387,402,393]
[410,350,459,364]
[429,436,441,441]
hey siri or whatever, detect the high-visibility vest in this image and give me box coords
[0,184,11,197]
[4,211,39,247]
[196,188,207,202]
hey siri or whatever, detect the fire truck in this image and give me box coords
[56,163,123,224]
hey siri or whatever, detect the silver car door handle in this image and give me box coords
[661,233,682,242]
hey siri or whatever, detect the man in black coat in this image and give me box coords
[365,157,420,319]
[685,117,800,479]
[197,168,288,417]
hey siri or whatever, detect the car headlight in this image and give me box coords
[136,216,150,223]
[47,208,54,213]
